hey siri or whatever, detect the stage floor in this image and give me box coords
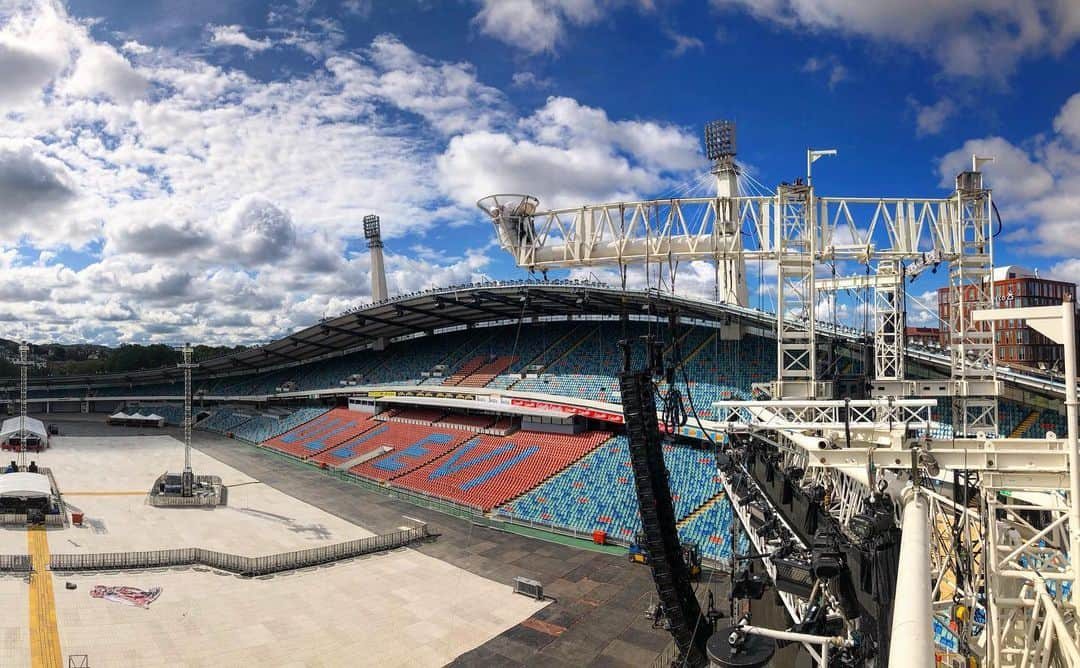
[0,435,546,667]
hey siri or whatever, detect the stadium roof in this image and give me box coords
[3,281,773,388]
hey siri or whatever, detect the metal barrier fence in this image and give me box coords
[0,554,32,572]
[50,525,430,577]
[650,638,680,668]
[0,513,64,527]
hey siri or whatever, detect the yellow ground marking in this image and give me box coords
[64,491,146,496]
[27,526,62,668]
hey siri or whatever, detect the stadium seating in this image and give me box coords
[260,408,375,458]
[442,356,487,386]
[436,413,496,430]
[390,430,611,510]
[199,409,256,434]
[457,355,517,387]
[381,407,447,424]
[678,496,739,562]
[347,425,477,481]
[309,421,462,468]
[231,407,329,444]
[494,435,722,541]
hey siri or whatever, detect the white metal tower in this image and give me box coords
[364,214,388,302]
[178,343,197,496]
[15,341,30,468]
[704,120,748,307]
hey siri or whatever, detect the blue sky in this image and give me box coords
[0,0,1078,344]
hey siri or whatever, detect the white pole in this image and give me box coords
[1062,295,1080,592]
[890,486,934,668]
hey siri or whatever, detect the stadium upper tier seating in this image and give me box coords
[66,321,1062,448]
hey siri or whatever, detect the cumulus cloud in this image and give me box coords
[912,98,957,136]
[711,0,1080,81]
[938,92,1080,257]
[0,2,712,345]
[0,145,77,227]
[61,42,148,102]
[438,96,704,210]
[208,24,272,52]
[471,0,606,54]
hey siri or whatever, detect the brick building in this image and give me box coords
[937,266,1078,370]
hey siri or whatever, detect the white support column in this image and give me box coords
[714,160,748,307]
[890,486,934,668]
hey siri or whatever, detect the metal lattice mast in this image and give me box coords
[874,260,906,381]
[16,342,29,468]
[179,343,196,473]
[774,181,817,398]
[949,158,998,436]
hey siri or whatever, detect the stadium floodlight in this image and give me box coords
[363,214,381,240]
[703,120,736,161]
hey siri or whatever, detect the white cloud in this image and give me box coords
[802,55,848,89]
[208,24,272,52]
[1047,258,1080,287]
[1053,92,1080,144]
[712,0,1080,81]
[0,2,696,345]
[342,0,372,18]
[511,71,553,89]
[437,96,704,210]
[912,97,956,136]
[472,0,605,54]
[938,93,1080,257]
[0,144,77,229]
[665,28,703,56]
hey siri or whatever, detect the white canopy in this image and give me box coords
[0,416,47,444]
[110,412,131,420]
[0,472,51,498]
[143,413,164,421]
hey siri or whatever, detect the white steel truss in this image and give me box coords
[874,260,905,382]
[948,164,998,437]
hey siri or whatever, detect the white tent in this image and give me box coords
[0,417,48,446]
[141,413,166,427]
[0,472,50,498]
[109,412,164,428]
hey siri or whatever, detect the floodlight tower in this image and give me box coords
[364,215,389,303]
[703,120,748,307]
[15,342,30,468]
[178,343,197,496]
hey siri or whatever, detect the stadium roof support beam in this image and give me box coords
[357,312,427,334]
[392,303,471,326]
[262,348,300,363]
[476,291,559,316]
[526,290,591,312]
[228,357,259,370]
[287,336,338,353]
[319,322,372,342]
[435,296,513,320]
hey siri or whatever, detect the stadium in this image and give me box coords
[0,270,1075,666]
